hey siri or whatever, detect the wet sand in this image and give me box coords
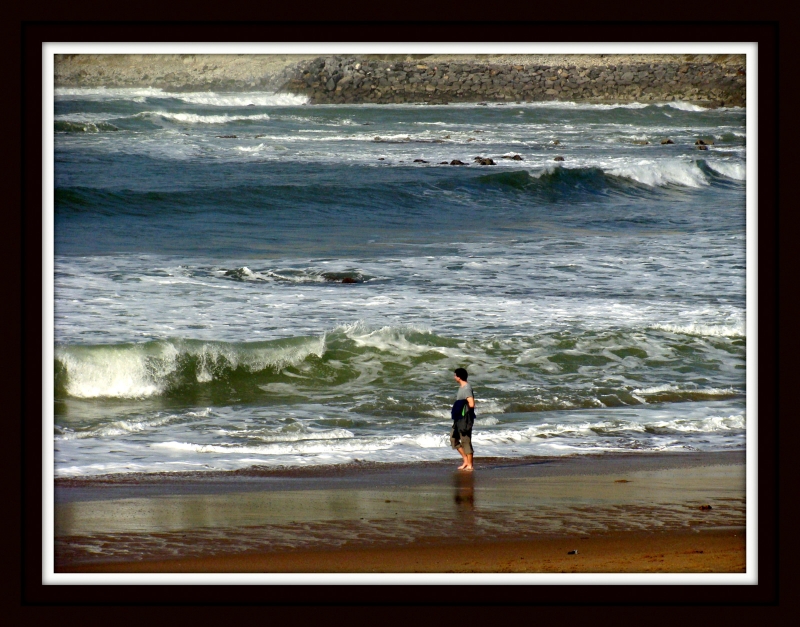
[54,451,746,574]
[68,529,744,574]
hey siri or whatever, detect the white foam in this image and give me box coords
[339,322,441,356]
[371,134,413,142]
[55,112,120,123]
[663,101,709,112]
[56,337,326,398]
[706,160,746,180]
[649,414,745,432]
[632,384,681,395]
[136,111,271,124]
[632,384,738,396]
[228,429,356,443]
[236,144,271,153]
[475,422,593,443]
[56,343,178,398]
[650,322,745,337]
[190,337,326,382]
[449,100,651,111]
[54,398,747,476]
[56,414,183,440]
[527,165,561,179]
[607,159,709,188]
[153,432,392,456]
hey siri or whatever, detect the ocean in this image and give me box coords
[52,88,747,478]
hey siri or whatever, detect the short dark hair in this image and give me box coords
[454,368,468,381]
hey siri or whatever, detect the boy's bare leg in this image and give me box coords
[456,446,468,469]
[463,453,474,472]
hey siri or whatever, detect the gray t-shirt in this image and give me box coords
[456,382,474,401]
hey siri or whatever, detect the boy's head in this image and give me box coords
[454,368,469,381]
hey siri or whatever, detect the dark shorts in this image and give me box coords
[450,424,474,455]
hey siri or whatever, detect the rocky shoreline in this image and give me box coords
[55,54,746,108]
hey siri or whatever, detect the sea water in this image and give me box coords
[52,88,746,477]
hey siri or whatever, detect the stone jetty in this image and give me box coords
[285,56,745,108]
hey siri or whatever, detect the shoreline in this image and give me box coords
[55,451,746,573]
[55,450,742,488]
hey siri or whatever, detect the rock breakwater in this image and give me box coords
[286,56,745,108]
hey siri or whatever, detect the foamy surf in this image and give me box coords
[607,159,710,188]
[650,323,745,337]
[53,399,746,477]
[663,101,709,112]
[706,160,747,180]
[55,337,326,398]
[135,111,272,124]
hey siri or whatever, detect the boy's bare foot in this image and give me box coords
[457,463,467,469]
[460,466,474,472]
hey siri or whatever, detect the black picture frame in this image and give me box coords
[14,17,784,614]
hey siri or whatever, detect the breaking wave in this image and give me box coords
[55,336,326,399]
[54,121,119,133]
[134,111,272,125]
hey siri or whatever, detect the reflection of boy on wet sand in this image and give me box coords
[453,471,475,510]
[451,368,475,471]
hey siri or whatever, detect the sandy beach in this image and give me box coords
[55,451,746,574]
[66,529,744,575]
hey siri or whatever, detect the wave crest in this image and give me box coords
[705,160,746,180]
[478,159,735,193]
[607,159,710,188]
[55,337,326,399]
[55,121,118,133]
[134,111,271,125]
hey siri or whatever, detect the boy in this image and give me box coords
[451,368,475,471]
